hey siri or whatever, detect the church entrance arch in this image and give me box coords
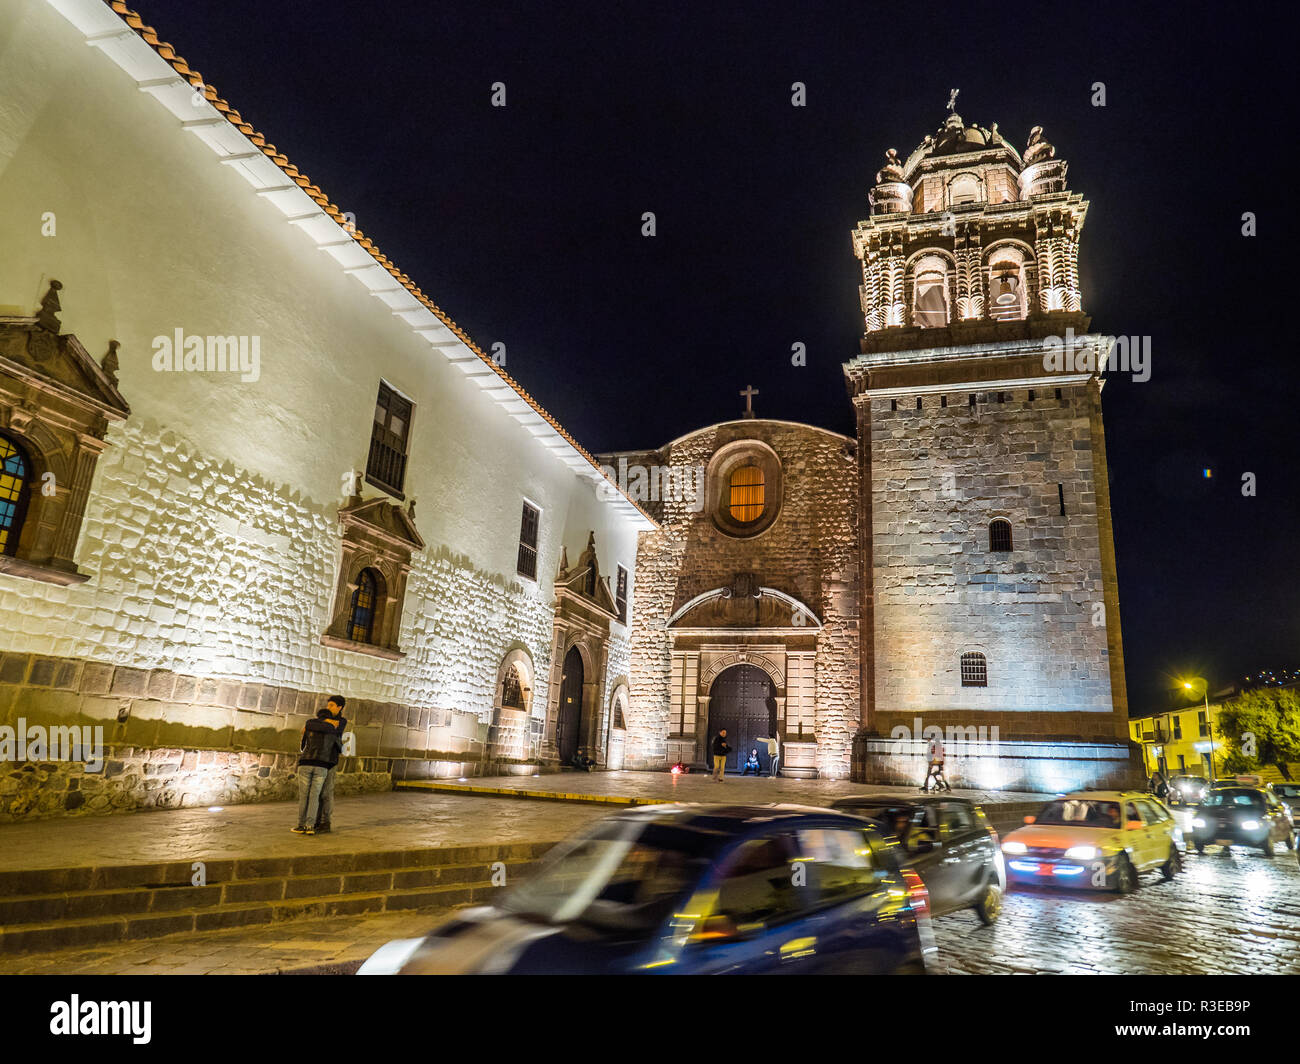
[707,664,776,774]
[556,645,585,764]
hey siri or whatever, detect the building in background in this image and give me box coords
[0,0,651,821]
[615,105,1140,791]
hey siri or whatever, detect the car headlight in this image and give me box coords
[1002,841,1027,855]
[1192,817,1206,828]
[1064,845,1099,860]
[1241,819,1261,831]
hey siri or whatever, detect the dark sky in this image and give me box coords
[131,0,1295,713]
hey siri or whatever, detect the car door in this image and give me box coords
[899,804,951,911]
[937,800,987,906]
[1123,800,1155,868]
[1135,798,1173,866]
[675,829,816,974]
[792,823,916,974]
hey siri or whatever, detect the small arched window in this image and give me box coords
[950,173,980,205]
[989,519,1013,553]
[0,435,32,557]
[961,652,988,688]
[729,465,765,523]
[347,568,379,644]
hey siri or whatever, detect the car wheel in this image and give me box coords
[1195,842,1205,855]
[1161,843,1181,880]
[1261,837,1275,858]
[1286,833,1296,852]
[975,879,1003,925]
[1113,855,1137,894]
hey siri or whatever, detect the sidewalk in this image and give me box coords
[0,791,607,873]
[0,906,449,975]
[399,769,1047,808]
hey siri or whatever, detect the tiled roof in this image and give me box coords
[95,0,653,527]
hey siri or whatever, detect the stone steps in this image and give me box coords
[0,840,553,955]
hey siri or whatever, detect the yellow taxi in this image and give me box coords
[1000,791,1183,893]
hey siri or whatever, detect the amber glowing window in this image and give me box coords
[729,465,765,523]
[0,436,31,557]
[348,568,378,643]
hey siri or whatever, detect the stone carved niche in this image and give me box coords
[320,493,425,660]
[0,281,130,585]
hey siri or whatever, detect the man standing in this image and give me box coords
[757,731,781,778]
[294,707,342,835]
[313,696,348,834]
[711,728,731,781]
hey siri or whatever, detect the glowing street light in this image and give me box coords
[1181,677,1217,778]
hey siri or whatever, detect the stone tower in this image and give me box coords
[845,104,1140,791]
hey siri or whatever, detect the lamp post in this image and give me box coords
[1183,679,1215,778]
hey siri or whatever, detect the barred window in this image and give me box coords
[348,568,379,643]
[501,667,525,709]
[366,382,413,497]
[517,502,540,580]
[616,565,628,624]
[729,465,765,523]
[989,518,1013,553]
[960,652,988,688]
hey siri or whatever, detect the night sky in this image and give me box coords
[129,0,1294,713]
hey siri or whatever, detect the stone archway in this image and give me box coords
[605,682,629,770]
[489,647,535,762]
[707,664,777,775]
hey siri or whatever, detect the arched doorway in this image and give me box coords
[707,664,776,774]
[556,645,584,763]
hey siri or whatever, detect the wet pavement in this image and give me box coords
[0,792,608,872]
[934,842,1300,975]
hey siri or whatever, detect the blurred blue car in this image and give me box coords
[360,803,935,974]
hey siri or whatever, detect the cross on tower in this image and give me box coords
[740,384,759,418]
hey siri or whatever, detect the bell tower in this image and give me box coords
[844,101,1139,793]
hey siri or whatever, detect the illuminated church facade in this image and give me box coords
[0,1,1137,822]
[608,104,1140,792]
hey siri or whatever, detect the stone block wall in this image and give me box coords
[866,383,1120,735]
[616,421,859,776]
[0,419,577,820]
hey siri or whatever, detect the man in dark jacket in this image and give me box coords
[294,705,344,835]
[313,696,348,833]
[711,729,730,781]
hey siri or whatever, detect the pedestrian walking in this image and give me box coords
[757,731,781,777]
[294,706,344,835]
[923,733,949,792]
[711,729,731,781]
[313,696,348,834]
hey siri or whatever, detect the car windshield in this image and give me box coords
[1201,789,1264,809]
[500,819,711,932]
[1033,799,1122,828]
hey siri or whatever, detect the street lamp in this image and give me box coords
[1183,679,1215,778]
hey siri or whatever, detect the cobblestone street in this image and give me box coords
[934,845,1300,975]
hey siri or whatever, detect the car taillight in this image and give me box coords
[900,868,930,916]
